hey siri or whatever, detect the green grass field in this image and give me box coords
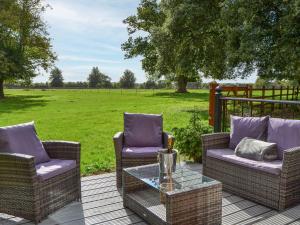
[0,89,209,175]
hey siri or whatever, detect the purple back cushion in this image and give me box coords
[124,113,163,147]
[229,116,269,149]
[268,118,300,159]
[0,122,50,165]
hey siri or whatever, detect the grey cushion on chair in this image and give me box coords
[268,118,300,159]
[124,113,163,147]
[36,159,76,180]
[0,122,50,164]
[229,116,269,149]
[235,137,278,161]
[122,146,161,158]
[207,148,282,175]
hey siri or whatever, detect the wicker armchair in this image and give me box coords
[202,133,300,210]
[113,113,174,188]
[0,141,81,224]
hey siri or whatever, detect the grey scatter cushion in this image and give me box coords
[0,122,50,164]
[235,137,278,161]
[124,113,163,147]
[229,115,269,149]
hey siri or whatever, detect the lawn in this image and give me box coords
[0,89,209,175]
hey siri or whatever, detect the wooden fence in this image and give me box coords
[212,87,300,132]
[209,83,300,126]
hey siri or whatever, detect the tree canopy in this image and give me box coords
[122,0,226,92]
[123,0,300,91]
[0,0,56,98]
[120,70,136,89]
[49,67,64,87]
[222,0,300,82]
[87,67,112,88]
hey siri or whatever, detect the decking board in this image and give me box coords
[1,164,300,225]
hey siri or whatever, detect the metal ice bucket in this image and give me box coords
[158,149,177,176]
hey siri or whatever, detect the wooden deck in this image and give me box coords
[1,164,300,225]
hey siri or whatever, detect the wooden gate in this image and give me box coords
[209,82,249,126]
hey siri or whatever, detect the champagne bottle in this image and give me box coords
[167,136,174,153]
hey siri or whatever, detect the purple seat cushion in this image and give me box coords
[122,147,161,158]
[0,122,50,165]
[36,159,76,180]
[207,148,282,175]
[229,116,269,149]
[124,113,163,147]
[268,118,300,159]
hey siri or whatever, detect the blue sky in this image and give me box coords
[35,0,257,83]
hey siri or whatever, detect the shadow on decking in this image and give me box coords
[1,164,300,225]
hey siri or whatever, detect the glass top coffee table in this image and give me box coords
[123,164,222,225]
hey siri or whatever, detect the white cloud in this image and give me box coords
[45,1,126,32]
[59,55,122,64]
[32,0,147,83]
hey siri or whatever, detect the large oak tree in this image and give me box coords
[123,0,300,90]
[122,0,226,93]
[0,0,56,98]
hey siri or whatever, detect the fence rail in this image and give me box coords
[213,87,300,132]
[209,83,300,126]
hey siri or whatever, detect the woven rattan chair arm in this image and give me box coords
[42,141,80,164]
[0,152,35,161]
[283,146,300,156]
[282,146,300,173]
[201,132,230,151]
[279,146,300,209]
[113,132,124,161]
[0,152,37,179]
[163,132,174,148]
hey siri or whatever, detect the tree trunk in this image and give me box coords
[176,76,188,93]
[0,79,4,99]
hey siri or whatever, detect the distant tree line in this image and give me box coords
[5,76,206,90]
[5,66,185,89]
[254,78,299,89]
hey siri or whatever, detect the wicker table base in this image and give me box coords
[123,164,222,225]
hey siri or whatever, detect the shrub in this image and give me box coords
[172,111,212,162]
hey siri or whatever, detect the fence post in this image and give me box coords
[209,82,218,126]
[279,86,283,109]
[271,86,275,111]
[214,86,223,133]
[249,85,253,116]
[249,85,253,98]
[261,86,266,114]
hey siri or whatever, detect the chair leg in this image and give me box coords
[116,168,122,188]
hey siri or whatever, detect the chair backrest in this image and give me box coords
[124,113,163,147]
[267,117,300,159]
[0,122,50,164]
